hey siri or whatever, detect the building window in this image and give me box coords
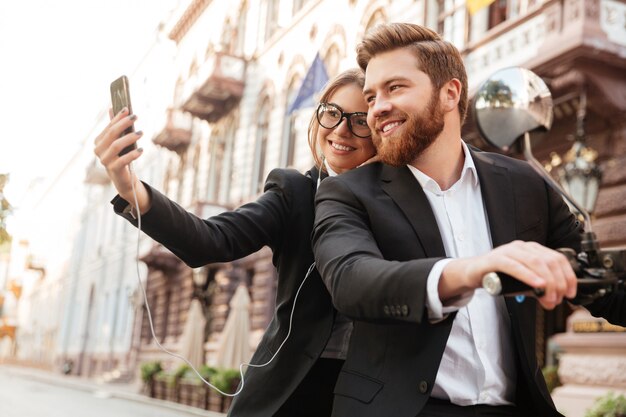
[177,150,188,203]
[207,130,226,202]
[466,0,536,42]
[236,2,247,55]
[221,19,235,54]
[253,97,270,194]
[323,44,341,78]
[192,141,202,201]
[365,9,386,33]
[174,78,185,106]
[219,120,236,203]
[488,0,509,29]
[264,0,280,42]
[281,77,301,167]
[293,0,314,15]
[293,0,304,14]
[436,0,469,49]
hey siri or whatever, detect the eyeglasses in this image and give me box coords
[316,102,372,138]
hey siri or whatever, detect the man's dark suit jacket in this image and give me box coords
[114,167,338,417]
[312,149,626,417]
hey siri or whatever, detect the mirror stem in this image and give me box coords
[522,132,593,233]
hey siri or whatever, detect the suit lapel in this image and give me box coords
[380,164,446,258]
[472,150,516,248]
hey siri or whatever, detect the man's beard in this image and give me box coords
[372,94,445,167]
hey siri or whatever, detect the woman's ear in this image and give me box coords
[441,78,462,113]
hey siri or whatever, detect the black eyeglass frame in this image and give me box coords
[315,102,372,138]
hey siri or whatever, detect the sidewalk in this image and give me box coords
[1,363,226,417]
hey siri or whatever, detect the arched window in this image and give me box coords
[365,9,386,33]
[252,97,270,194]
[323,44,341,78]
[207,127,227,202]
[263,0,280,42]
[173,77,182,104]
[293,0,304,15]
[192,141,202,200]
[235,2,248,54]
[436,0,469,49]
[221,19,235,54]
[281,76,301,167]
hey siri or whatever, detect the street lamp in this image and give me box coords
[552,91,602,214]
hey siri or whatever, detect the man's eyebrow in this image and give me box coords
[363,77,411,96]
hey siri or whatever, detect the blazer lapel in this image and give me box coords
[380,164,446,258]
[472,150,516,248]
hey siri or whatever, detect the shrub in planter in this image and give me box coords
[198,364,218,382]
[212,368,241,394]
[541,365,561,393]
[140,361,162,397]
[211,368,242,413]
[584,392,626,417]
[140,361,163,385]
[168,364,191,388]
[152,370,173,400]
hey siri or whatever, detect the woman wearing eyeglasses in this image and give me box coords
[94,68,375,417]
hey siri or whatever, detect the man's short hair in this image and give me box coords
[356,23,469,125]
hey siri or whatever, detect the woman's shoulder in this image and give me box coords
[266,167,314,186]
[264,167,316,197]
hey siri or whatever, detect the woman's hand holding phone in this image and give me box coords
[93,106,152,215]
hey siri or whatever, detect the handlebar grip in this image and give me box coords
[482,272,545,297]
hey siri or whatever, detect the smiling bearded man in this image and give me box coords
[370,88,445,167]
[307,22,621,417]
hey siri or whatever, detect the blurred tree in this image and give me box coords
[0,174,12,250]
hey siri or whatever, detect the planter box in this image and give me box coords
[153,376,178,402]
[178,379,209,409]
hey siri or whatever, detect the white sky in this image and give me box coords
[0,0,179,274]
[0,0,180,282]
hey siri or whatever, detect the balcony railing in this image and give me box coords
[463,0,626,92]
[181,51,246,123]
[139,244,182,271]
[152,108,193,153]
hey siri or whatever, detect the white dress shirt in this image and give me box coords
[407,142,516,406]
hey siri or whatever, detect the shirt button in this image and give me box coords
[479,392,488,402]
[383,306,390,315]
[418,380,429,394]
[457,233,465,241]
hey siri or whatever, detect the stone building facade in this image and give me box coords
[59,1,625,407]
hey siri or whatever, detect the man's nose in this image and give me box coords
[371,96,392,118]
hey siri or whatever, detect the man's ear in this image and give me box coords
[440,78,462,113]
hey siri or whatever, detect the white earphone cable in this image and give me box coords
[127,161,315,396]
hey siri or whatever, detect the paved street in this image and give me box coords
[0,365,221,417]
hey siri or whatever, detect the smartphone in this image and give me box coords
[110,75,137,156]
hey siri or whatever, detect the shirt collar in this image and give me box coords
[324,158,338,177]
[406,140,478,193]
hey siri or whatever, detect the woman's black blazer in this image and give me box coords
[113,167,335,417]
